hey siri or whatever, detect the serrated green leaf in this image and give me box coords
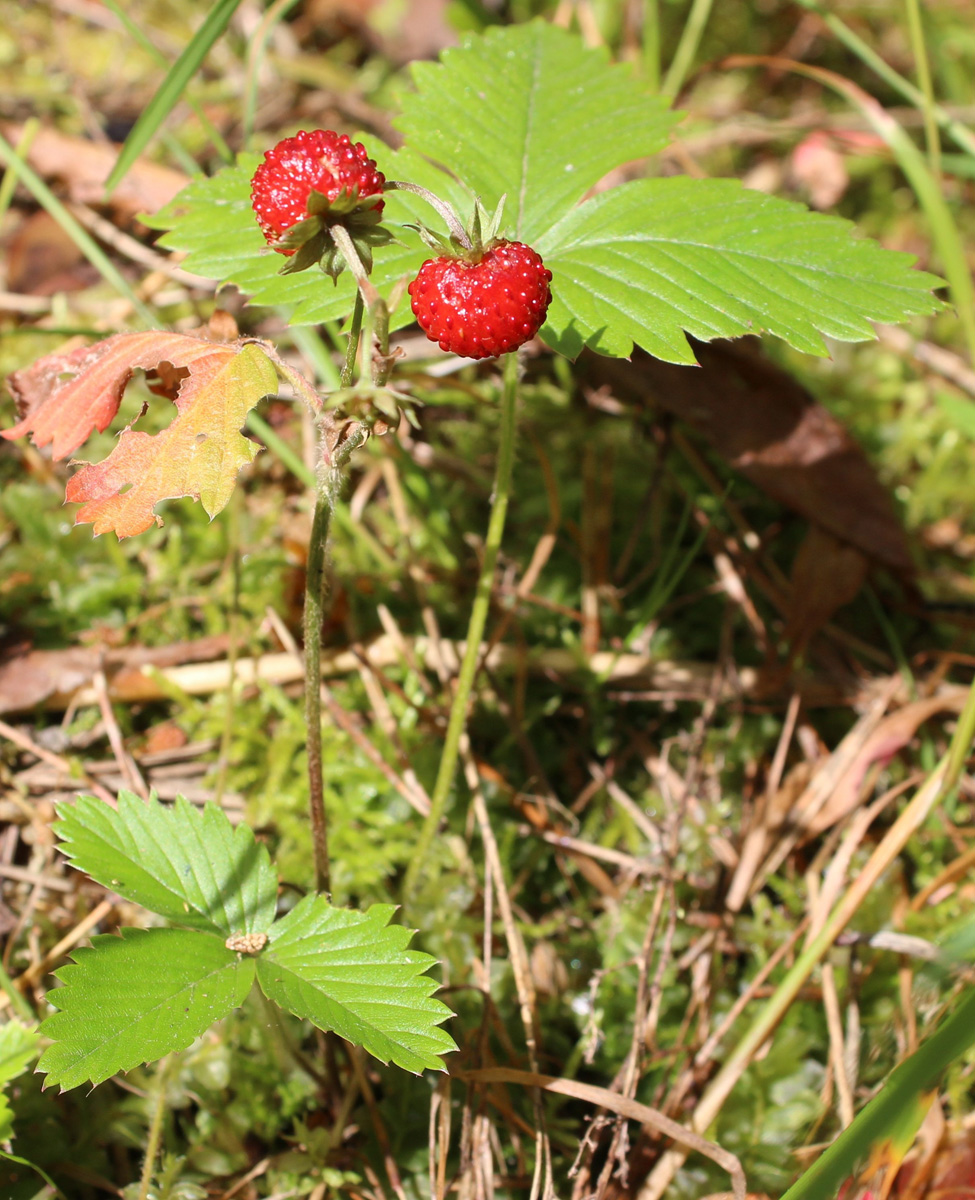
[537,176,944,362]
[396,20,679,243]
[38,928,254,1091]
[256,898,456,1074]
[55,793,277,936]
[0,1020,39,1086]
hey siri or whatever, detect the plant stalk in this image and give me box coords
[301,230,380,895]
[385,180,473,249]
[304,476,335,896]
[403,352,521,905]
[138,1055,174,1200]
[302,424,370,895]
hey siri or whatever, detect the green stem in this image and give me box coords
[661,0,714,102]
[793,0,975,159]
[330,223,390,387]
[384,180,472,248]
[138,1056,174,1200]
[301,226,386,895]
[343,291,365,388]
[403,352,521,905]
[903,0,941,178]
[242,0,304,143]
[303,424,369,896]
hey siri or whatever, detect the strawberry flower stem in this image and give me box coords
[305,220,376,895]
[331,223,379,306]
[403,351,520,906]
[304,421,370,895]
[332,223,391,386]
[342,291,364,387]
[385,180,472,249]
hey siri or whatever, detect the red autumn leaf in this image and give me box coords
[2,331,281,538]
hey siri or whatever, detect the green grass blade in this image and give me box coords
[661,0,714,102]
[105,0,243,194]
[792,0,975,160]
[0,130,156,327]
[782,984,975,1199]
[903,0,942,178]
[101,0,228,170]
[243,0,304,143]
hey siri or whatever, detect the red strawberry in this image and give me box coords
[251,130,385,250]
[408,241,553,359]
[250,130,389,278]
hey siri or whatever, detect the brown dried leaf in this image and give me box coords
[1,123,189,222]
[0,646,99,714]
[808,689,969,835]
[784,526,870,654]
[587,339,913,572]
[3,331,280,538]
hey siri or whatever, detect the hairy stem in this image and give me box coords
[303,474,335,895]
[342,290,364,388]
[385,180,472,249]
[303,227,386,895]
[138,1055,174,1200]
[303,423,370,896]
[403,352,520,904]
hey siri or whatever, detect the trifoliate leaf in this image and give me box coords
[396,20,679,243]
[537,177,945,362]
[256,898,456,1074]
[38,928,254,1091]
[54,793,277,936]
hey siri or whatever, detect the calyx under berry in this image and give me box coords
[403,194,553,360]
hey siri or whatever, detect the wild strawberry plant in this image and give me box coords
[3,18,944,1142]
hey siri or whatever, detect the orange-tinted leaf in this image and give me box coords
[4,332,237,459]
[3,332,279,538]
[69,344,277,538]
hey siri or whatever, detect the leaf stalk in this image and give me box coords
[385,180,473,249]
[403,351,521,906]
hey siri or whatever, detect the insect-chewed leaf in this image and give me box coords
[55,792,278,936]
[37,928,255,1091]
[2,332,279,537]
[256,897,457,1074]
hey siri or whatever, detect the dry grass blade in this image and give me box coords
[637,755,952,1200]
[456,1067,747,1200]
[466,752,555,1200]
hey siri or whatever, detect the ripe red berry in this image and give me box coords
[250,129,385,255]
[408,241,553,359]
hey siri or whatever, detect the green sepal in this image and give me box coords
[278,230,331,275]
[323,383,422,428]
[273,190,393,279]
